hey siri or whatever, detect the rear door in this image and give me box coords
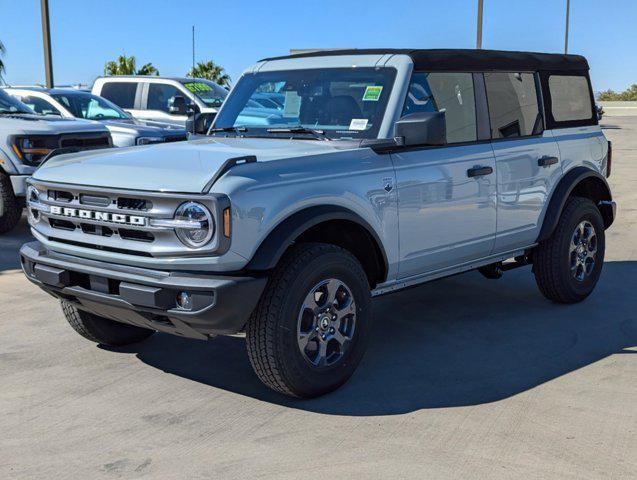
[484,72,562,253]
[393,71,497,279]
[99,81,142,117]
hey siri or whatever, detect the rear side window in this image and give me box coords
[484,72,541,139]
[402,72,477,144]
[100,82,137,109]
[548,75,592,122]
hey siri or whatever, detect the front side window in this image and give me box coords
[485,72,541,138]
[52,92,129,120]
[18,95,61,115]
[100,82,138,109]
[214,67,396,139]
[549,75,592,122]
[402,72,477,144]
[180,80,227,108]
[147,83,184,113]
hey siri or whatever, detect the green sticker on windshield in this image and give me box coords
[363,86,383,101]
[184,82,212,93]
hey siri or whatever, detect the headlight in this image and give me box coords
[136,136,164,145]
[26,185,41,223]
[12,136,58,165]
[174,202,214,248]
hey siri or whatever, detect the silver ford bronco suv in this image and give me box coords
[20,49,615,398]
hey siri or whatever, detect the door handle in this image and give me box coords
[538,156,559,167]
[467,166,493,178]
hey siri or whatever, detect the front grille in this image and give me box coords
[60,133,111,149]
[117,197,152,211]
[48,190,74,202]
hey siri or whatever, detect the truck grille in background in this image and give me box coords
[59,133,111,149]
[164,135,187,143]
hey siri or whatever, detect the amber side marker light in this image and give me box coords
[223,208,231,237]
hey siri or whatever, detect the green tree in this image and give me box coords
[598,84,637,101]
[104,55,159,76]
[0,41,6,84]
[186,60,230,86]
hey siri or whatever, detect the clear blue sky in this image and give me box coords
[1,0,635,92]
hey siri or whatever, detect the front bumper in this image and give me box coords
[20,241,267,339]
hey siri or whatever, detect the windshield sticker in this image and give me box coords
[184,82,212,93]
[349,118,369,131]
[283,91,301,118]
[363,86,383,101]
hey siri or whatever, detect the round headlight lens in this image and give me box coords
[27,185,41,223]
[174,202,214,248]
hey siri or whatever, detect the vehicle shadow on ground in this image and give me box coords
[107,260,637,416]
[0,215,32,273]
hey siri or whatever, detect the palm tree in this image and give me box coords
[0,41,6,84]
[186,60,230,86]
[104,55,159,76]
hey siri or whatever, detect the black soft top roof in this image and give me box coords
[261,48,589,72]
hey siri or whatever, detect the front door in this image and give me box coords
[393,72,497,279]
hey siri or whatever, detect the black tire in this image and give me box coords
[61,301,155,346]
[0,172,22,234]
[534,196,606,303]
[246,243,372,398]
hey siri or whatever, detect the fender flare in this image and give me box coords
[246,205,389,277]
[537,166,613,242]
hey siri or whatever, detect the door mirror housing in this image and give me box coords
[169,95,189,115]
[394,112,446,147]
[186,110,216,136]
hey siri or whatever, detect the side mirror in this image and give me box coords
[186,111,216,136]
[596,104,604,121]
[394,112,446,147]
[169,95,188,115]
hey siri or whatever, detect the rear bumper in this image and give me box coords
[20,241,267,339]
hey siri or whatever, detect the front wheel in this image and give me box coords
[0,173,22,234]
[246,243,372,398]
[534,196,606,303]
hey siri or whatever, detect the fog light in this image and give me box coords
[176,291,193,310]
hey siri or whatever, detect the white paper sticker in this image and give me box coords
[349,118,369,131]
[283,91,301,117]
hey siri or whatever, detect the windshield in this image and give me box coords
[51,92,129,120]
[213,67,396,139]
[181,80,227,108]
[0,89,34,114]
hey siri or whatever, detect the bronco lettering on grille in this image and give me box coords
[49,205,147,226]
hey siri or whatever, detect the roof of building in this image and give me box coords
[260,48,589,72]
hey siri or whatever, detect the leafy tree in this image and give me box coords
[598,84,637,101]
[186,60,230,86]
[0,41,5,84]
[104,55,159,76]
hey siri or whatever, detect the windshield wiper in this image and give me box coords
[266,126,330,141]
[209,126,248,134]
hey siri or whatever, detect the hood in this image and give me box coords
[101,119,187,137]
[0,113,109,135]
[33,137,357,193]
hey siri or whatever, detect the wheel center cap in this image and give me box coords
[319,315,331,330]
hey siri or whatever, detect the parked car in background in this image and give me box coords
[4,87,187,147]
[0,89,112,233]
[92,76,228,127]
[21,49,614,398]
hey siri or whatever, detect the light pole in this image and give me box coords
[476,0,484,49]
[564,0,570,53]
[40,0,54,87]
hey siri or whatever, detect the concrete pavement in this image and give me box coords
[1,118,636,479]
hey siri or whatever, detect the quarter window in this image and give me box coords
[484,72,541,138]
[100,82,138,109]
[402,72,477,144]
[549,75,592,122]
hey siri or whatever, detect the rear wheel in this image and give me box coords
[0,173,22,234]
[534,196,605,303]
[246,243,372,398]
[61,301,155,346]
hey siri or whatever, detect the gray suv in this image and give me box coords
[0,89,112,233]
[20,49,615,398]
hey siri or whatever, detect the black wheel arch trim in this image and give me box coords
[246,205,389,282]
[538,166,614,242]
